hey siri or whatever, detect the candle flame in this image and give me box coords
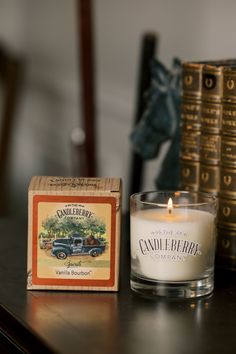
[167,198,173,214]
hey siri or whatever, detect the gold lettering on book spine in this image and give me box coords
[222,103,236,134]
[223,175,232,186]
[222,239,230,249]
[205,77,214,89]
[223,206,231,217]
[218,199,236,228]
[182,168,190,178]
[181,101,201,127]
[220,167,236,197]
[184,75,193,86]
[180,160,199,191]
[201,102,222,132]
[201,172,209,183]
[223,67,236,102]
[199,164,220,194]
[200,134,221,164]
[221,136,236,166]
[202,66,223,102]
[227,79,235,90]
[180,128,200,160]
[182,63,204,98]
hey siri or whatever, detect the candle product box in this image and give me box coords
[27,176,122,291]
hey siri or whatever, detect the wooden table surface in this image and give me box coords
[0,218,236,354]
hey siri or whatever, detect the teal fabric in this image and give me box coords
[130,58,182,190]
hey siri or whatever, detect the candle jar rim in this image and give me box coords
[130,190,216,208]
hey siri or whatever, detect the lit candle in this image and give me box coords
[130,193,216,283]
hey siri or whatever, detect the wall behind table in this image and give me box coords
[0,0,236,216]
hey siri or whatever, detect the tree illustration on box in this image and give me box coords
[39,216,107,246]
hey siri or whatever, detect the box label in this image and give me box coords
[32,195,116,287]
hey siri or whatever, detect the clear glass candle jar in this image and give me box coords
[130,191,217,298]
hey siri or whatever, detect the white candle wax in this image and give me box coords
[131,208,215,281]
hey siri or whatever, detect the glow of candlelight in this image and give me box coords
[167,198,173,215]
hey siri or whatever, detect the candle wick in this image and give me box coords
[168,208,172,215]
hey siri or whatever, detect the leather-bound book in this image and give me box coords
[180,62,204,191]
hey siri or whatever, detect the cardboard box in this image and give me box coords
[27,176,122,291]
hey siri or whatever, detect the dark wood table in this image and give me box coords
[0,218,236,354]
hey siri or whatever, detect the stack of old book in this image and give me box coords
[180,60,236,271]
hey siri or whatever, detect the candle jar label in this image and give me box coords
[138,230,202,261]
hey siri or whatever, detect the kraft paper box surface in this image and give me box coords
[27,176,122,291]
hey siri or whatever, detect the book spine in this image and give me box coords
[199,64,224,196]
[180,61,236,270]
[217,66,236,270]
[180,62,203,191]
